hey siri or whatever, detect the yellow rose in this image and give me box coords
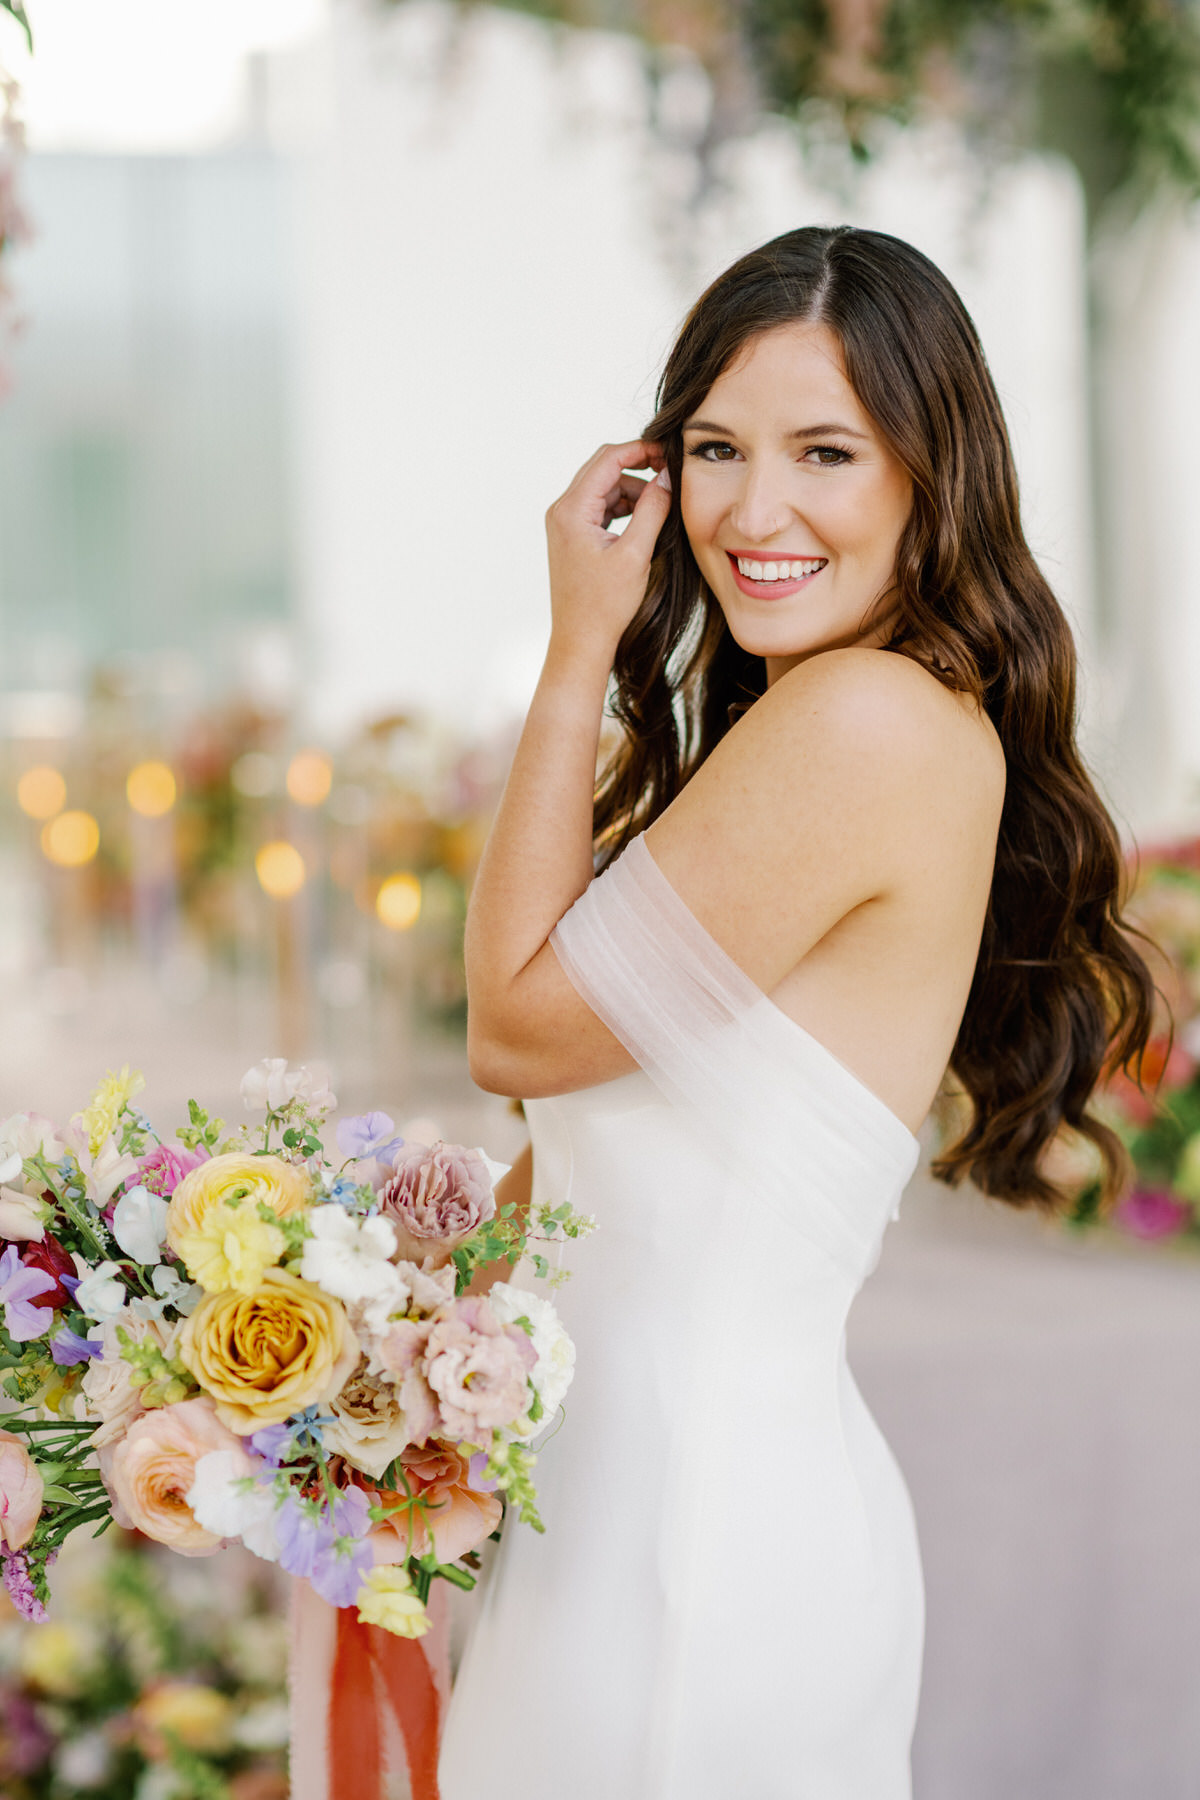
[355,1565,431,1638]
[167,1153,311,1294]
[180,1268,359,1435]
[134,1681,234,1756]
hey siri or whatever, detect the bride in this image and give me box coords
[440,225,1154,1797]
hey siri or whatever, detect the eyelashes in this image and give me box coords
[684,439,857,466]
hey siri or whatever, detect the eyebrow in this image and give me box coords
[682,418,870,440]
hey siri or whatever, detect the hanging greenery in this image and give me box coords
[458,0,1200,216]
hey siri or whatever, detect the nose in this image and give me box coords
[728,459,794,544]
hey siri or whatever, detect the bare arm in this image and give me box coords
[465,440,671,1094]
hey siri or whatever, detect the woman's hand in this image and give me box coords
[544,439,672,668]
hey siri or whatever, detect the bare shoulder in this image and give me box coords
[750,646,1005,805]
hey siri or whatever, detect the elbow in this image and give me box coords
[466,1018,538,1098]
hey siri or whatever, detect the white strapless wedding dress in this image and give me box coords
[440,835,924,1799]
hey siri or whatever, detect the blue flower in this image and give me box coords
[249,1407,331,1466]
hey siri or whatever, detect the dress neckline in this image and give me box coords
[636,834,922,1154]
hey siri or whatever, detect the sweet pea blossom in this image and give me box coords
[299,1206,401,1306]
[111,1185,170,1264]
[73,1259,127,1322]
[0,1243,56,1340]
[276,1486,373,1606]
[0,1187,48,1242]
[336,1112,404,1164]
[64,1127,140,1208]
[0,1112,66,1183]
[50,1326,103,1366]
[186,1447,280,1561]
[240,1059,336,1115]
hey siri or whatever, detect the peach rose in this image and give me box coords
[179,1269,359,1435]
[0,1429,44,1551]
[322,1358,413,1480]
[103,1397,244,1554]
[369,1440,501,1565]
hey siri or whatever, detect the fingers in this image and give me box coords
[617,459,672,557]
[559,440,663,514]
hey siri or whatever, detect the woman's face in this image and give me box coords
[679,320,913,684]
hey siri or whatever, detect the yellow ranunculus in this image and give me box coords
[355,1565,431,1638]
[134,1681,234,1754]
[167,1153,311,1293]
[179,1268,359,1435]
[78,1066,145,1156]
[174,1203,285,1295]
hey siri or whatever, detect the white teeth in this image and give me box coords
[735,557,825,581]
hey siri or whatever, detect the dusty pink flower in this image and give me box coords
[1114,1188,1190,1241]
[103,1397,242,1555]
[138,1142,210,1199]
[369,1439,501,1565]
[376,1143,496,1268]
[83,1312,172,1449]
[423,1297,536,1438]
[376,1318,440,1447]
[0,1429,44,1550]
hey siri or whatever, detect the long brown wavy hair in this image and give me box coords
[594,224,1156,1210]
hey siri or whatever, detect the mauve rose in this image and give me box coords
[376,1142,496,1268]
[423,1296,536,1438]
[20,1234,76,1310]
[0,1429,44,1551]
[369,1439,501,1565]
[139,1142,210,1199]
[1114,1188,1190,1240]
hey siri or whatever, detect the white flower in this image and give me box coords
[128,1264,204,1323]
[300,1205,400,1305]
[0,1187,47,1243]
[65,1128,140,1208]
[187,1449,280,1562]
[0,1148,22,1187]
[240,1058,336,1115]
[354,1257,456,1358]
[0,1112,66,1186]
[489,1283,576,1436]
[111,1185,170,1265]
[73,1259,127,1321]
[56,1730,113,1788]
[232,1699,291,1751]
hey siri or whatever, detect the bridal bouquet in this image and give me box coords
[0,1062,586,1637]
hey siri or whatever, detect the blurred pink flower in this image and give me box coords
[1114,1188,1190,1241]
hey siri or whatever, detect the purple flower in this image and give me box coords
[50,1326,103,1366]
[0,1682,52,1772]
[1,1548,54,1622]
[0,1243,57,1341]
[467,1449,499,1494]
[249,1407,330,1467]
[1114,1188,1190,1241]
[276,1484,374,1607]
[249,1423,293,1467]
[336,1112,404,1164]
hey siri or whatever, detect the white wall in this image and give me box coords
[272,2,1099,755]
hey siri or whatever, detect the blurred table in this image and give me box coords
[850,1174,1200,1800]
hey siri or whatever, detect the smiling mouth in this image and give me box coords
[725,552,827,593]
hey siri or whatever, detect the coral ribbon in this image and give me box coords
[328,1607,442,1800]
[290,1579,448,1800]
